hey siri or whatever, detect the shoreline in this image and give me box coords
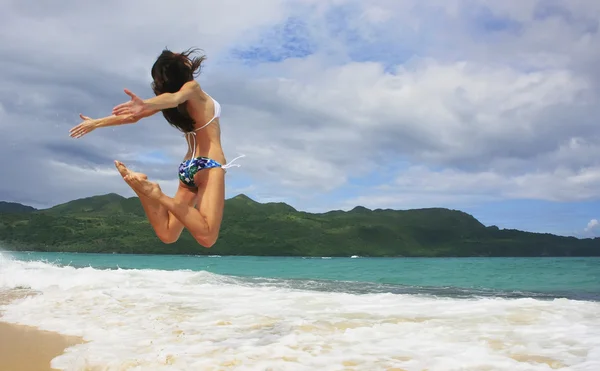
[4,250,600,258]
[0,289,84,371]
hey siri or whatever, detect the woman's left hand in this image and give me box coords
[69,114,98,138]
[112,88,147,116]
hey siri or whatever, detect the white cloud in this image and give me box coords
[216,57,598,203]
[585,219,599,232]
[0,0,599,215]
[582,219,600,238]
[340,164,600,211]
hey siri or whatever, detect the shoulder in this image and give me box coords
[177,80,204,102]
[182,80,202,93]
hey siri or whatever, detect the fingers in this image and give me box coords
[69,125,84,138]
[112,89,139,115]
[69,123,91,138]
[112,103,131,116]
[69,124,80,134]
[124,88,137,99]
[71,114,93,138]
[70,130,87,138]
[112,89,141,115]
[112,107,131,116]
[113,102,129,110]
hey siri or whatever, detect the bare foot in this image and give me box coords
[127,176,163,200]
[114,160,148,192]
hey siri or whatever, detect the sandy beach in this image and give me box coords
[0,289,83,371]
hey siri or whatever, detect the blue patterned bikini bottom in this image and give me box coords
[178,155,244,188]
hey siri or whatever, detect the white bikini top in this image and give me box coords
[195,95,222,131]
[183,94,244,169]
[183,94,221,159]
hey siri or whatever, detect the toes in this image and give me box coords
[130,172,148,181]
[131,174,145,183]
[115,162,129,177]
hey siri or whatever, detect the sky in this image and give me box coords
[0,0,599,237]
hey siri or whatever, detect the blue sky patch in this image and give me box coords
[231,17,316,65]
[463,4,523,36]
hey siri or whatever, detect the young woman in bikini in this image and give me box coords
[69,48,243,247]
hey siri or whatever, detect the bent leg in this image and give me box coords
[127,167,225,248]
[138,184,197,243]
[193,167,226,246]
[115,161,196,244]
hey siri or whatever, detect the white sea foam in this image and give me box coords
[1,255,600,371]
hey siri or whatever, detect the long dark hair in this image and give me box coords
[150,48,206,132]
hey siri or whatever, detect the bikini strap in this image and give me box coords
[222,154,246,169]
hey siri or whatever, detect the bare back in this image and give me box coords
[183,86,226,164]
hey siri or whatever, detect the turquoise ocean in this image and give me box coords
[1,251,599,370]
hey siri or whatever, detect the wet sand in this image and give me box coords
[0,322,83,371]
[0,289,83,371]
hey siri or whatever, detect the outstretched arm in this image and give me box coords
[69,110,158,139]
[112,81,201,116]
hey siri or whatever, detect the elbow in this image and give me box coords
[161,92,185,108]
[172,92,187,106]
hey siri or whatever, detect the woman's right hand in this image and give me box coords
[69,114,98,138]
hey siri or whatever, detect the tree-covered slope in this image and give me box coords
[0,194,598,257]
[0,201,37,214]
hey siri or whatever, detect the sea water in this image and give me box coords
[1,252,599,371]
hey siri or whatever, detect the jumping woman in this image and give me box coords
[69,48,243,247]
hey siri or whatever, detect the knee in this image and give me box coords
[156,231,179,245]
[195,233,218,248]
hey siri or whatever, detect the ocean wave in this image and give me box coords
[1,255,600,370]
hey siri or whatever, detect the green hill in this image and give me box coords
[0,194,598,257]
[0,201,37,214]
